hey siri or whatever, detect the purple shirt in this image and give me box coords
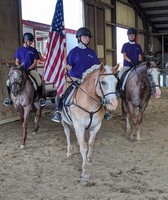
[67,46,100,78]
[14,46,39,70]
[121,42,142,67]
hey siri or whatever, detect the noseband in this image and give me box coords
[134,67,160,91]
[97,72,116,106]
[9,67,24,90]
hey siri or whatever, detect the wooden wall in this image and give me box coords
[0,0,22,124]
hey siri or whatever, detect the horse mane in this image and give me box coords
[81,64,100,83]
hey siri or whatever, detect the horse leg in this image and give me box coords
[33,107,41,135]
[74,127,89,182]
[126,115,131,134]
[87,123,101,165]
[20,106,31,149]
[62,120,72,157]
[121,99,126,121]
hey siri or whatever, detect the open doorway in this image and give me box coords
[116,27,128,69]
[21,0,84,55]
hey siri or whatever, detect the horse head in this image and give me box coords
[146,61,161,99]
[8,66,26,97]
[96,63,119,111]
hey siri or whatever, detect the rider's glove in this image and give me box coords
[130,60,136,67]
[25,69,31,75]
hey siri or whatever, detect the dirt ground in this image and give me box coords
[1,88,168,200]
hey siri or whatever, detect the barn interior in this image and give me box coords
[0,0,168,124]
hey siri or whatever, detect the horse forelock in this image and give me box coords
[81,64,100,83]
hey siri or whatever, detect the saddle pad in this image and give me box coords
[63,82,78,106]
[121,67,135,91]
[62,82,79,124]
[28,75,38,91]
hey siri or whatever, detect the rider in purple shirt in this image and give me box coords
[3,32,45,107]
[52,27,113,122]
[121,28,143,68]
[14,46,39,70]
[118,28,143,80]
[52,27,106,122]
[67,46,100,79]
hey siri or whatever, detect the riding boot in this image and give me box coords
[104,109,112,120]
[116,78,121,98]
[3,86,12,106]
[51,96,63,122]
[38,85,46,107]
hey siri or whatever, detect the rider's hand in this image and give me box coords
[25,69,31,75]
[130,60,136,67]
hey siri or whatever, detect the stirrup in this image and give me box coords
[3,98,12,106]
[39,98,45,107]
[51,111,62,122]
[104,111,112,120]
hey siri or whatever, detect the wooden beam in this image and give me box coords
[143,6,168,11]
[149,13,168,18]
[153,21,168,25]
[139,0,167,3]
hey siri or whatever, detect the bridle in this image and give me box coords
[9,67,25,91]
[147,67,160,89]
[133,65,160,91]
[67,70,116,106]
[97,72,117,106]
[65,70,117,129]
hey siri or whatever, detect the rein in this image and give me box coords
[66,72,102,105]
[9,67,25,90]
[65,70,116,129]
[133,66,160,90]
[97,72,117,105]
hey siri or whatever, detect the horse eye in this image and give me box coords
[101,81,106,86]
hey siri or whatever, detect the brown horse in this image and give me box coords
[61,63,119,184]
[120,61,161,141]
[8,66,44,149]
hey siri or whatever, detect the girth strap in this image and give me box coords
[66,100,103,129]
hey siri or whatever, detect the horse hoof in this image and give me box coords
[86,160,92,166]
[129,134,135,141]
[81,173,91,181]
[20,144,26,149]
[32,131,37,135]
[136,136,142,141]
[67,152,72,157]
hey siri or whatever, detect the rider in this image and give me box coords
[3,32,46,107]
[119,27,143,77]
[51,27,113,122]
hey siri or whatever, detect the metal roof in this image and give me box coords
[128,0,168,34]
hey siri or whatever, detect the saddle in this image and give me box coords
[26,73,40,101]
[62,81,79,123]
[119,67,135,94]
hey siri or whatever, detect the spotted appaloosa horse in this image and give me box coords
[61,63,119,184]
[120,61,161,141]
[8,66,45,149]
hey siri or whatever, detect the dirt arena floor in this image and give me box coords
[1,88,168,200]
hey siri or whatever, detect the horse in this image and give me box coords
[120,61,161,141]
[8,66,45,149]
[61,63,119,184]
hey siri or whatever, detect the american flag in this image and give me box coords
[43,0,66,97]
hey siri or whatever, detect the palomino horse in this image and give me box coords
[61,63,119,184]
[120,61,161,141]
[8,66,44,149]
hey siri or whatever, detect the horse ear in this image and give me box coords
[100,62,105,72]
[156,60,161,68]
[146,62,151,68]
[112,64,120,74]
